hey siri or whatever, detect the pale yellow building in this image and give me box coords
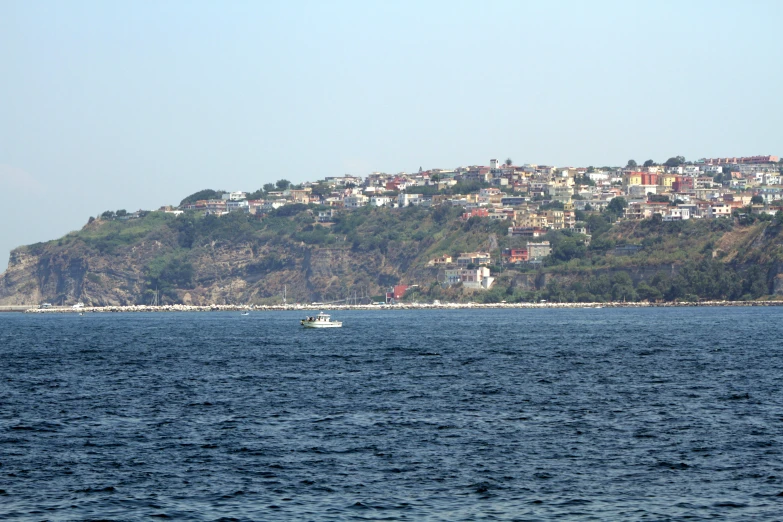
[624,172,642,186]
[543,210,565,230]
[659,174,677,189]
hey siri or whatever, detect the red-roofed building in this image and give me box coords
[462,208,489,220]
[641,173,659,186]
[386,285,410,303]
[673,176,694,192]
[502,248,528,263]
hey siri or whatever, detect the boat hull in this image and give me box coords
[301,321,342,328]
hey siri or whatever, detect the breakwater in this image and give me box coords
[21,300,783,313]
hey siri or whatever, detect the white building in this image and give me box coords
[487,210,509,220]
[370,195,394,207]
[398,193,422,207]
[226,200,249,212]
[662,208,690,221]
[344,194,369,208]
[324,175,363,187]
[527,241,552,260]
[262,199,287,211]
[628,185,658,198]
[708,204,732,218]
[222,191,248,201]
[317,209,336,222]
[444,266,494,290]
[588,171,610,182]
[548,185,574,203]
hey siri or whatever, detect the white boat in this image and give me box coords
[241,311,250,316]
[301,312,342,328]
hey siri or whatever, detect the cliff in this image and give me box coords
[2,205,782,306]
[0,205,491,306]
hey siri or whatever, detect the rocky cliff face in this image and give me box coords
[3,209,782,306]
[0,228,431,306]
[1,249,48,305]
[2,241,153,306]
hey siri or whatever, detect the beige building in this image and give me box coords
[527,241,552,261]
[289,188,312,203]
[542,210,565,230]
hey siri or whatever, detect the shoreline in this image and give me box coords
[18,300,783,313]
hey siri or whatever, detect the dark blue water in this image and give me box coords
[1,308,782,520]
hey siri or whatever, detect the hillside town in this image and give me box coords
[146,154,782,295]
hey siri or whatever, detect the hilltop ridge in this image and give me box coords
[2,203,783,306]
[3,155,783,306]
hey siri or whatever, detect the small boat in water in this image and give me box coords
[241,311,250,316]
[301,312,342,328]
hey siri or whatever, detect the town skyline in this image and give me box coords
[2,1,781,270]
[4,147,783,308]
[3,150,781,272]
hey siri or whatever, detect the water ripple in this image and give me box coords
[1,308,782,519]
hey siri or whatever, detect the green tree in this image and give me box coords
[626,159,638,169]
[751,195,764,204]
[179,189,223,207]
[550,236,586,262]
[607,197,628,215]
[611,272,636,301]
[271,203,309,217]
[586,213,612,238]
[539,200,565,211]
[263,183,276,192]
[575,174,595,186]
[144,255,194,304]
[587,274,612,301]
[636,281,662,302]
[308,183,332,198]
[505,158,513,167]
[743,265,768,298]
[664,156,686,168]
[643,159,655,168]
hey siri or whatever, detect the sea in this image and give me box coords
[1,307,782,520]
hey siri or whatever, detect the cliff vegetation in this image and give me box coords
[2,204,783,306]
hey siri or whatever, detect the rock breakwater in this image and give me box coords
[23,300,783,313]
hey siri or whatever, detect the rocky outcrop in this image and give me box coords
[3,212,783,306]
[0,235,427,307]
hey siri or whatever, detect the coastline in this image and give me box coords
[18,300,783,313]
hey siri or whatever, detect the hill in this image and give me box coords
[2,204,783,306]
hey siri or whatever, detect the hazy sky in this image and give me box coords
[1,0,781,270]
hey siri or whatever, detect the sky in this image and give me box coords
[1,0,781,270]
